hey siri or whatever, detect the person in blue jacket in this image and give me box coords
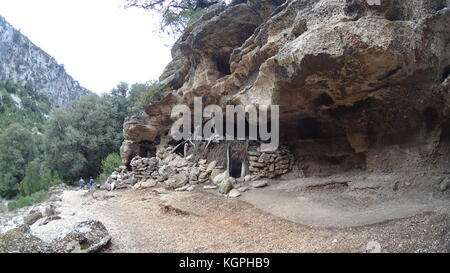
[88,177,95,188]
[79,178,85,189]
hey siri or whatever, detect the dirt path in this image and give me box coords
[28,185,450,253]
[241,172,450,228]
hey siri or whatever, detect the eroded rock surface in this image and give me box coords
[122,0,450,179]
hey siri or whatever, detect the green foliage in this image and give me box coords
[128,81,165,113]
[0,173,18,199]
[0,81,51,131]
[99,153,123,182]
[43,93,127,182]
[0,123,38,198]
[18,160,62,197]
[124,0,219,35]
[7,191,49,210]
[0,79,165,200]
[160,4,207,35]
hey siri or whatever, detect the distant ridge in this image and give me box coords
[0,15,90,106]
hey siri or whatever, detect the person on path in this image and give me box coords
[89,177,95,188]
[79,178,85,189]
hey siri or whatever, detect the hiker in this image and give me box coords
[89,177,95,188]
[79,178,85,189]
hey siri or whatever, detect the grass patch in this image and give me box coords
[7,191,49,211]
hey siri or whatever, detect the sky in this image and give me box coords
[0,0,172,94]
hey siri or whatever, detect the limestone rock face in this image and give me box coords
[122,0,450,176]
[0,16,89,106]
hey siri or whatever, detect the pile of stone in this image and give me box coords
[104,166,131,190]
[130,156,159,182]
[104,147,226,192]
[105,144,295,197]
[247,145,295,179]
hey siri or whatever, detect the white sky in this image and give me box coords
[0,0,172,94]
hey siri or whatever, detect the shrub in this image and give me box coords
[18,160,62,197]
[7,191,49,210]
[99,153,122,182]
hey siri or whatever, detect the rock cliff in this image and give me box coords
[0,15,89,106]
[122,0,450,177]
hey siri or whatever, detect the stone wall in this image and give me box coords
[105,142,296,196]
[247,144,295,179]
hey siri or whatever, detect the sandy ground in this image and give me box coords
[20,179,450,253]
[242,171,450,228]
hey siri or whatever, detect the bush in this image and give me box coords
[0,172,18,199]
[7,191,49,210]
[18,160,62,197]
[43,94,125,181]
[99,153,122,182]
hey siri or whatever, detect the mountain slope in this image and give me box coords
[0,15,89,107]
[0,79,51,131]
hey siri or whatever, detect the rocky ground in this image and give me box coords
[1,175,448,253]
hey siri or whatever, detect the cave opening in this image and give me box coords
[229,157,243,178]
[385,6,404,21]
[441,120,450,142]
[423,107,438,131]
[441,65,450,83]
[215,55,231,76]
[168,139,186,156]
[126,157,133,171]
[315,93,334,106]
[229,142,247,179]
[139,141,157,158]
[297,118,321,139]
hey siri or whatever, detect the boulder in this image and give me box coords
[141,179,158,189]
[251,180,268,189]
[237,186,250,192]
[44,205,57,217]
[54,220,111,253]
[165,173,189,188]
[24,211,43,226]
[206,161,217,174]
[219,178,234,195]
[209,168,223,181]
[0,225,54,253]
[213,171,229,185]
[189,167,200,181]
[228,189,241,198]
[158,165,175,181]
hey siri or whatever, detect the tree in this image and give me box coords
[128,81,165,113]
[0,173,18,199]
[18,159,62,197]
[18,160,43,197]
[124,0,220,35]
[111,82,129,98]
[0,123,37,198]
[43,94,126,182]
